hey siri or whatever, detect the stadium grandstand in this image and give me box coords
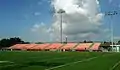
[6,42,102,52]
[60,43,78,51]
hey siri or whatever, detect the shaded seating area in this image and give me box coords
[25,44,38,51]
[74,43,92,51]
[60,43,77,51]
[45,43,63,51]
[30,43,50,51]
[89,43,101,51]
[8,44,29,50]
[8,44,20,49]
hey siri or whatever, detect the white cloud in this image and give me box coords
[31,22,47,32]
[49,0,106,41]
[38,2,42,5]
[31,24,41,32]
[29,0,109,42]
[30,22,52,42]
[119,4,120,8]
[109,0,113,3]
[34,12,41,16]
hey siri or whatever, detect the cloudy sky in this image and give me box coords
[0,0,120,42]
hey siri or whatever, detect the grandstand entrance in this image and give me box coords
[110,45,120,52]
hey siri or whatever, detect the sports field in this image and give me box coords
[0,51,120,70]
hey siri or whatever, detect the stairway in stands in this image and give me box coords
[27,44,38,51]
[43,43,52,50]
[88,43,94,51]
[71,43,80,51]
[58,43,66,51]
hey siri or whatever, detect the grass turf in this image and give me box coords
[0,51,120,70]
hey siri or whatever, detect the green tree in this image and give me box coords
[117,40,120,44]
[0,37,27,48]
[0,38,10,47]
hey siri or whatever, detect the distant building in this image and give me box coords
[110,45,120,52]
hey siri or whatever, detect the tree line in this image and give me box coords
[0,37,29,48]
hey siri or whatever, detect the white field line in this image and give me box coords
[0,57,72,68]
[110,60,120,70]
[0,61,14,63]
[45,56,98,70]
[2,64,17,67]
[0,61,15,67]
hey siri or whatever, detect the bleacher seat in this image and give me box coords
[9,44,28,50]
[90,43,101,51]
[30,43,50,50]
[60,43,77,51]
[75,43,92,51]
[9,44,20,49]
[25,44,37,49]
[45,43,63,50]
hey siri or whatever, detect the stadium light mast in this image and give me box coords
[105,11,118,51]
[57,9,65,43]
[66,36,68,43]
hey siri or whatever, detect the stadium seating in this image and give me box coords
[30,43,50,50]
[45,43,63,50]
[8,44,21,49]
[8,43,101,52]
[9,44,29,50]
[75,43,92,51]
[89,43,101,51]
[60,43,77,51]
[24,44,38,50]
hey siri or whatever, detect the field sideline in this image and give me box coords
[0,51,120,70]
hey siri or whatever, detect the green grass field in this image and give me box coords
[0,51,120,70]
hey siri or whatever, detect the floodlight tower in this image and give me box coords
[66,36,68,43]
[105,11,118,51]
[57,9,65,43]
